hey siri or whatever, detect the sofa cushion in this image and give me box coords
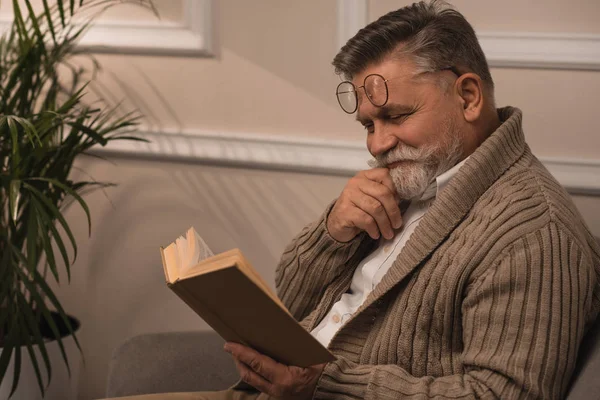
[105,331,239,397]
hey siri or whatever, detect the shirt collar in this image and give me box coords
[418,156,470,201]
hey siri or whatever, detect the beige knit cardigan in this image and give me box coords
[274,107,600,399]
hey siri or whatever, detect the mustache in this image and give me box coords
[367,144,437,168]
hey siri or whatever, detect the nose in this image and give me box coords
[368,124,399,157]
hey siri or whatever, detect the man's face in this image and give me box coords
[355,58,466,199]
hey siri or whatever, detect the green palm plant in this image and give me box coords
[0,0,156,397]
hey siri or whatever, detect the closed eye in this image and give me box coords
[360,112,412,133]
[388,113,410,121]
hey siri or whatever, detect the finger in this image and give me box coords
[362,168,399,201]
[344,206,381,240]
[224,342,279,382]
[358,180,403,230]
[350,194,395,240]
[233,358,274,394]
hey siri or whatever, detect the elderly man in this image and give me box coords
[112,1,599,399]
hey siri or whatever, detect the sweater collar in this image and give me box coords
[356,106,528,313]
[418,156,470,202]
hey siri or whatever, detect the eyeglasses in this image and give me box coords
[335,66,460,114]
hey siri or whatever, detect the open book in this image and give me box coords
[160,227,335,367]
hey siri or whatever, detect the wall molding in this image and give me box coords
[335,0,600,71]
[336,0,369,51]
[92,130,600,196]
[478,32,600,71]
[0,0,213,56]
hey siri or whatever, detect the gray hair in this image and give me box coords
[332,0,494,91]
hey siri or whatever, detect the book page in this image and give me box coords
[177,227,214,274]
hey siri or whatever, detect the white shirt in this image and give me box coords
[311,159,468,348]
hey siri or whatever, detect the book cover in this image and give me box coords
[160,228,334,367]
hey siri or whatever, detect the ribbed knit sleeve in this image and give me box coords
[275,201,373,321]
[313,223,595,399]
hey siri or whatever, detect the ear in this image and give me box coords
[455,73,484,122]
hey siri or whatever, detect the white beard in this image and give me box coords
[367,122,464,200]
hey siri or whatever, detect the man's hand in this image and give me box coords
[327,168,402,242]
[224,342,325,400]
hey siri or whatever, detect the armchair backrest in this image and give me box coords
[566,237,600,399]
[566,313,600,399]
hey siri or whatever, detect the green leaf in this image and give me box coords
[5,240,82,382]
[107,135,150,143]
[0,250,15,318]
[31,197,60,282]
[21,335,46,397]
[33,268,82,357]
[10,333,22,397]
[17,290,51,396]
[16,268,73,377]
[62,19,89,45]
[32,196,71,282]
[28,177,92,237]
[78,151,117,165]
[22,181,79,265]
[11,0,30,50]
[23,0,48,56]
[0,56,32,112]
[56,0,66,27]
[0,305,24,399]
[47,214,72,281]
[68,121,108,146]
[100,109,141,131]
[0,316,17,396]
[41,0,57,44]
[13,116,42,146]
[39,223,60,282]
[6,116,21,169]
[6,238,28,267]
[26,205,40,272]
[54,85,87,115]
[9,180,21,223]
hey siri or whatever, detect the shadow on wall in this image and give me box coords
[220,0,342,108]
[62,156,347,398]
[84,161,336,328]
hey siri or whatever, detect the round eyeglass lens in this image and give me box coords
[364,74,388,107]
[336,81,357,114]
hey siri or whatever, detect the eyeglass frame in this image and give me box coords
[335,66,461,114]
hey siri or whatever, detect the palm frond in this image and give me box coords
[0,0,155,397]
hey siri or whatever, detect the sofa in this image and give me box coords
[105,331,238,397]
[106,314,600,399]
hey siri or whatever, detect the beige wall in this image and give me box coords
[371,0,600,33]
[78,0,600,158]
[0,0,182,22]
[58,155,347,399]
[18,0,598,398]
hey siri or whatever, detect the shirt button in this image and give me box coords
[332,314,341,323]
[383,245,391,253]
